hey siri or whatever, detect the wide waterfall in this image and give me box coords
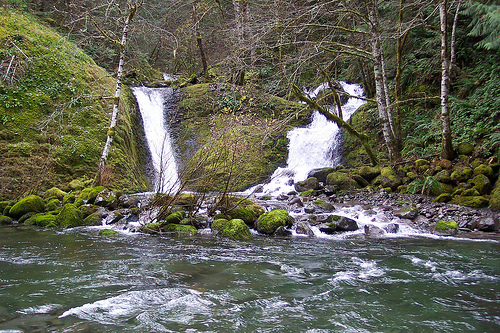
[260,82,366,196]
[132,86,179,193]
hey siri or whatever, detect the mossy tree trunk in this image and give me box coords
[95,2,142,186]
[192,1,208,79]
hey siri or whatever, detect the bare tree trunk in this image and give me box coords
[192,1,208,79]
[439,0,455,160]
[369,2,397,162]
[449,0,462,75]
[95,2,141,186]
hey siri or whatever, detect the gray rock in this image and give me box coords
[364,224,385,237]
[295,222,315,236]
[336,216,358,231]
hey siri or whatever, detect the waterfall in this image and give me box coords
[132,86,180,193]
[260,82,366,196]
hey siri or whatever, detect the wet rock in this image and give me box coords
[317,222,337,234]
[432,220,458,236]
[295,177,320,192]
[256,209,294,235]
[274,226,292,237]
[312,199,335,212]
[364,224,385,237]
[475,216,498,232]
[289,197,304,207]
[295,222,314,236]
[384,223,400,233]
[394,206,418,220]
[304,205,316,214]
[308,168,335,183]
[336,216,358,231]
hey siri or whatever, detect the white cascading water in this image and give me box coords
[131,85,180,193]
[260,82,366,196]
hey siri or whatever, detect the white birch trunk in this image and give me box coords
[439,0,454,160]
[95,3,140,184]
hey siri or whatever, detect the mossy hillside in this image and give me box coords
[0,9,148,200]
[178,83,308,191]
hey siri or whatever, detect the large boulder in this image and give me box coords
[55,204,83,228]
[326,171,360,191]
[372,167,402,190]
[433,220,458,235]
[256,210,294,235]
[471,174,491,195]
[307,168,335,184]
[9,195,45,219]
[163,224,197,235]
[457,143,475,156]
[336,216,359,231]
[211,218,251,240]
[357,166,381,181]
[394,206,418,220]
[295,177,320,192]
[450,166,473,182]
[473,164,494,178]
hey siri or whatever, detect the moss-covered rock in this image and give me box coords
[357,166,381,181]
[430,182,454,196]
[490,178,500,210]
[94,189,117,208]
[24,213,57,227]
[313,200,335,212]
[55,204,83,228]
[433,220,458,235]
[139,222,162,234]
[44,187,68,200]
[0,215,13,225]
[163,224,197,235]
[473,164,494,178]
[46,198,61,211]
[256,209,294,235]
[211,218,251,240]
[74,188,93,207]
[450,196,489,208]
[471,174,491,195]
[0,201,11,213]
[164,211,186,224]
[9,195,45,219]
[372,167,402,190]
[99,229,119,236]
[82,212,103,226]
[62,193,75,205]
[436,159,452,169]
[434,170,451,183]
[450,166,473,182]
[457,143,475,156]
[172,194,198,211]
[87,186,105,204]
[69,179,85,191]
[295,177,320,192]
[415,159,429,168]
[307,168,336,183]
[434,193,453,203]
[326,172,360,191]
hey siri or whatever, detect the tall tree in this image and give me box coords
[439,0,455,160]
[95,1,142,186]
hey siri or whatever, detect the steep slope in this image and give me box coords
[0,9,149,199]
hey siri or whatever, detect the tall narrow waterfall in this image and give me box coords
[132,86,179,193]
[261,82,366,196]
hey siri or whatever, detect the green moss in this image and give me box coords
[0,215,13,225]
[164,211,186,224]
[457,143,475,156]
[415,159,429,168]
[82,212,103,226]
[212,218,251,240]
[490,180,500,210]
[55,203,83,228]
[300,189,315,196]
[256,209,294,235]
[44,187,68,200]
[450,166,473,182]
[98,229,119,236]
[435,220,458,231]
[9,195,45,219]
[450,196,489,208]
[473,164,493,177]
[0,10,148,200]
[46,198,61,211]
[24,213,56,227]
[139,222,162,234]
[163,224,197,235]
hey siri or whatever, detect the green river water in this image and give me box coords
[0,225,499,332]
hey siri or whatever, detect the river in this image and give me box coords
[1,225,498,332]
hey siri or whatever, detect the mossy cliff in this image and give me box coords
[176,83,309,192]
[0,9,149,199]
